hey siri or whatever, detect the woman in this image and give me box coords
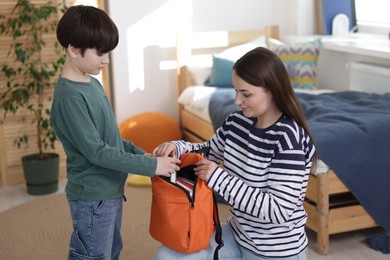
[153,47,317,259]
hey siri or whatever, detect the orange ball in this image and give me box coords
[119,112,182,153]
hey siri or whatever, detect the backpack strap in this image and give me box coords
[191,146,210,157]
[212,192,224,260]
[191,147,223,259]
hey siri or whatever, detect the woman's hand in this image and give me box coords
[153,142,176,157]
[195,159,218,182]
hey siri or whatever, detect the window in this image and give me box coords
[355,0,390,34]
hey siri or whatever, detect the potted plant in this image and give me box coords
[0,0,65,195]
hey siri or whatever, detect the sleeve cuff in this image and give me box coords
[207,167,225,189]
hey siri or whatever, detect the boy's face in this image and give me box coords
[75,48,110,76]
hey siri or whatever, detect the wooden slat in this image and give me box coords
[181,110,214,141]
[2,165,26,185]
[328,205,378,234]
[304,201,318,232]
[305,174,319,202]
[182,130,205,143]
[327,170,349,194]
[0,122,7,186]
[0,0,65,186]
[306,169,350,203]
[304,199,378,235]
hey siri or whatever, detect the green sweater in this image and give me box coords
[51,76,157,200]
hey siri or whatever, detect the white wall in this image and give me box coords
[109,0,313,124]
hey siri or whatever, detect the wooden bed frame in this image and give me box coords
[175,25,378,255]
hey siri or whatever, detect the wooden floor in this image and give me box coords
[0,179,388,260]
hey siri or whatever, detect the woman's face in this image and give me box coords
[232,71,275,119]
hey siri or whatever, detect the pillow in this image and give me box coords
[268,38,321,90]
[205,35,300,88]
[206,35,268,87]
[186,54,213,85]
[206,43,259,87]
[206,54,236,87]
[284,62,299,78]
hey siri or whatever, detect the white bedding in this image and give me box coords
[178,85,334,174]
[178,86,217,123]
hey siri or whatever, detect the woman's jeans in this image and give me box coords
[155,223,308,260]
[67,194,125,260]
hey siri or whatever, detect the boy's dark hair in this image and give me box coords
[56,5,119,56]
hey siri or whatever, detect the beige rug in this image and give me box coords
[0,186,231,260]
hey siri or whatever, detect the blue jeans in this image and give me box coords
[155,224,307,260]
[67,194,125,260]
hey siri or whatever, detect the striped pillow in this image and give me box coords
[269,38,321,90]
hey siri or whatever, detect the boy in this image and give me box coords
[51,5,180,260]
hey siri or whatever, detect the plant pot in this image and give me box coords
[21,153,59,195]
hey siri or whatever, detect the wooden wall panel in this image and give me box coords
[0,0,66,186]
[0,0,110,186]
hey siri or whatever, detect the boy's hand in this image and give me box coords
[155,157,181,177]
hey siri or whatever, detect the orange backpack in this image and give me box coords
[149,152,223,259]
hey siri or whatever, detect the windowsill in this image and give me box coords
[321,33,390,59]
[282,33,390,60]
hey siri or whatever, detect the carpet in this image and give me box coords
[0,186,231,260]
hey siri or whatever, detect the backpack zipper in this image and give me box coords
[160,176,197,208]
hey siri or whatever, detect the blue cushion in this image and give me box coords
[206,53,298,87]
[206,54,235,87]
[206,42,261,88]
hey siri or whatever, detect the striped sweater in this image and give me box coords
[172,111,315,257]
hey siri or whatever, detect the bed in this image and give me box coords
[175,25,389,255]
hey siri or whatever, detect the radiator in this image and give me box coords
[349,62,390,94]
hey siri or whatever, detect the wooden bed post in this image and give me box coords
[265,25,279,40]
[316,173,329,255]
[176,33,192,96]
